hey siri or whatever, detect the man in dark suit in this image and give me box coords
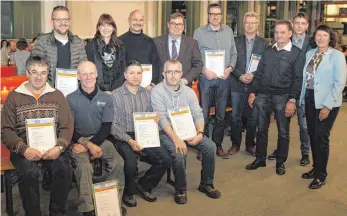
[228,12,268,157]
[267,12,312,166]
[153,12,203,86]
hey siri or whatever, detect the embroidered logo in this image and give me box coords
[97,101,106,106]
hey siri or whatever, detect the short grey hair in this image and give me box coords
[163,60,182,73]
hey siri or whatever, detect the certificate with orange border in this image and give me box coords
[93,180,121,216]
[26,118,56,153]
[55,68,78,96]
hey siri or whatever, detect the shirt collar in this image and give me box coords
[246,36,256,43]
[272,41,293,51]
[292,33,306,43]
[206,24,225,32]
[168,34,181,44]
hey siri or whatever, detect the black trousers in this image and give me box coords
[114,133,172,197]
[10,153,72,216]
[305,89,339,180]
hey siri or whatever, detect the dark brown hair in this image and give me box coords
[310,24,337,48]
[293,12,309,22]
[275,20,293,32]
[94,13,122,48]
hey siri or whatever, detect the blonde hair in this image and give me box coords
[243,12,259,24]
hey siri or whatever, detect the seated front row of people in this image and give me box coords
[0,57,221,215]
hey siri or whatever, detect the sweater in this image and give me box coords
[1,81,74,154]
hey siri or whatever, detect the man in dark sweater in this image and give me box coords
[246,20,303,175]
[119,10,159,90]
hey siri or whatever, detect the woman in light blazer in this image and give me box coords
[299,25,347,189]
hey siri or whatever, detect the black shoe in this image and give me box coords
[267,151,277,160]
[300,155,310,166]
[302,169,315,179]
[122,195,137,207]
[198,184,221,199]
[309,178,326,189]
[121,206,127,216]
[42,167,52,191]
[276,162,286,175]
[245,159,266,170]
[174,190,187,204]
[83,210,95,216]
[136,183,157,202]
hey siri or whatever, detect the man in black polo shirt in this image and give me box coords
[246,20,303,175]
[66,61,125,216]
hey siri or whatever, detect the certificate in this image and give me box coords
[55,68,78,96]
[247,54,262,73]
[168,106,197,140]
[26,118,56,153]
[140,64,152,87]
[93,180,121,216]
[205,50,225,77]
[133,112,160,148]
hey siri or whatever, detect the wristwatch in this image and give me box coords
[57,146,64,153]
[289,98,296,103]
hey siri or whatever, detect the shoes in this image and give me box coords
[174,190,187,204]
[300,155,310,166]
[83,210,95,216]
[227,146,239,155]
[136,183,157,202]
[245,159,266,170]
[309,178,326,189]
[216,147,229,159]
[122,195,137,207]
[267,151,277,160]
[245,147,256,156]
[196,152,203,161]
[302,169,315,179]
[276,162,286,175]
[198,184,221,199]
[42,167,52,191]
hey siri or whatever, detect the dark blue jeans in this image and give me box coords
[198,75,230,148]
[296,100,310,156]
[230,91,257,149]
[255,94,291,162]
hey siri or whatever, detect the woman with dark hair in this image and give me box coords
[1,39,8,50]
[299,24,346,189]
[85,13,126,93]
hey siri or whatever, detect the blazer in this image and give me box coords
[299,47,347,109]
[230,35,268,92]
[153,34,203,85]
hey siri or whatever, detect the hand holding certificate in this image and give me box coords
[247,54,262,73]
[26,118,56,154]
[140,64,152,87]
[55,68,78,96]
[93,180,122,216]
[133,112,160,148]
[205,50,225,77]
[168,106,197,140]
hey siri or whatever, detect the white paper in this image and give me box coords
[133,112,160,148]
[205,50,225,77]
[247,54,262,73]
[55,68,78,96]
[93,180,121,216]
[140,64,152,87]
[26,118,56,153]
[168,106,197,140]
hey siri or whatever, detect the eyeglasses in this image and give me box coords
[165,70,182,76]
[208,13,222,17]
[52,18,71,23]
[28,70,47,77]
[169,22,184,28]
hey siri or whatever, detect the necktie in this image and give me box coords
[171,40,178,60]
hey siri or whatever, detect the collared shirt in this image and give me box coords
[168,34,181,59]
[193,24,237,68]
[246,37,256,70]
[292,33,306,50]
[272,41,293,51]
[111,83,152,142]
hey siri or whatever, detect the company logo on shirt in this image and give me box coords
[97,101,106,106]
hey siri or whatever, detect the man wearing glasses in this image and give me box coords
[193,3,238,159]
[32,5,87,86]
[151,59,221,205]
[154,12,203,86]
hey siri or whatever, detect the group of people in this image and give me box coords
[1,3,346,216]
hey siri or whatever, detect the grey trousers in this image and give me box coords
[67,139,118,213]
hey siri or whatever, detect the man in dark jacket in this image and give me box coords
[246,20,303,176]
[32,6,87,86]
[228,12,268,156]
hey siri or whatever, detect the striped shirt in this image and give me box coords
[110,82,152,142]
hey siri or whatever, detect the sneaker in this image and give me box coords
[136,183,157,202]
[300,155,310,166]
[198,184,221,199]
[122,195,137,207]
[174,190,187,204]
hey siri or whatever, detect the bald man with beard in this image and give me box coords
[119,10,160,91]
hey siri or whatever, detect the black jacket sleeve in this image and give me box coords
[89,122,112,146]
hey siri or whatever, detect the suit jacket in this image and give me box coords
[153,34,203,85]
[230,35,268,93]
[299,47,347,109]
[292,35,312,74]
